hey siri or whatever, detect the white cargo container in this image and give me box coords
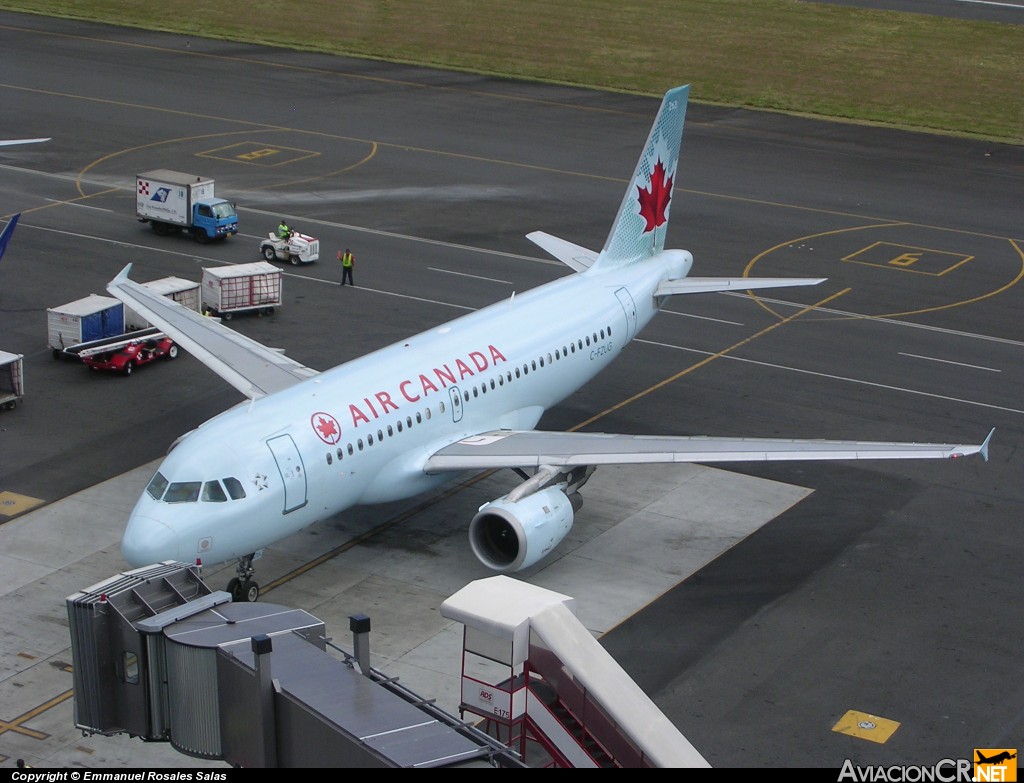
[201,262,282,320]
[0,350,24,410]
[47,295,125,356]
[123,276,202,330]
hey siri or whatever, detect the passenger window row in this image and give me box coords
[326,404,436,465]
[323,325,612,467]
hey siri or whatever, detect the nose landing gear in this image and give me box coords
[226,553,260,602]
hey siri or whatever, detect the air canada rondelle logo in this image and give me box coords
[974,749,1017,782]
[311,411,342,445]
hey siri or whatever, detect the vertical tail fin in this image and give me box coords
[594,85,690,270]
[0,213,21,264]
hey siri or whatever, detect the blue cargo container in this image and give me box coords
[47,295,126,356]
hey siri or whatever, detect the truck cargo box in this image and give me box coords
[136,170,214,227]
[0,350,24,410]
[124,276,202,330]
[136,170,237,242]
[47,295,125,355]
[201,262,282,319]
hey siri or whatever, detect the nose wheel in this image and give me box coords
[226,554,260,602]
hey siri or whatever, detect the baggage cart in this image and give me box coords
[200,262,282,320]
[47,295,125,358]
[0,350,24,410]
[124,276,201,330]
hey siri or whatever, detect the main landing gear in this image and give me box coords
[226,553,260,602]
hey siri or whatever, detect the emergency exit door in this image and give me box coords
[614,288,637,342]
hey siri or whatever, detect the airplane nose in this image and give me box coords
[121,514,178,566]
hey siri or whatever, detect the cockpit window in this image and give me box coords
[146,472,169,500]
[222,477,246,499]
[164,481,201,503]
[201,481,227,502]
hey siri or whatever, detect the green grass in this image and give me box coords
[2,0,1021,143]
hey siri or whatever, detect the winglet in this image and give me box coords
[980,428,994,462]
[112,263,134,284]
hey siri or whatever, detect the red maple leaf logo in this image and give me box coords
[637,159,673,232]
[312,412,341,444]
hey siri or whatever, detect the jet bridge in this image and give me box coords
[66,563,702,768]
[66,562,525,768]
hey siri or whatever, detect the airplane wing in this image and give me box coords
[526,231,597,272]
[0,138,50,147]
[654,277,826,296]
[107,264,319,399]
[424,428,992,473]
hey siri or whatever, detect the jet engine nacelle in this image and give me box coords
[469,485,582,573]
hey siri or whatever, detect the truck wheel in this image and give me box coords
[192,227,210,244]
[289,255,300,266]
[262,245,277,262]
[123,361,134,376]
[151,221,168,236]
[166,345,179,360]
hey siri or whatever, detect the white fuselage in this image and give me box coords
[120,250,693,567]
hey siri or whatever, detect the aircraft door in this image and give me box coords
[266,434,308,513]
[614,288,638,342]
[449,386,463,422]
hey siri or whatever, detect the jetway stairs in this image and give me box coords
[441,575,709,768]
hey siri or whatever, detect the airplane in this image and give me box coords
[106,85,992,602]
[977,751,1016,765]
[0,213,20,263]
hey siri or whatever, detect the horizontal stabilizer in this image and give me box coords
[654,277,826,296]
[526,231,597,272]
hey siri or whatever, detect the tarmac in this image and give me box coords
[2,10,1021,771]
[0,457,809,768]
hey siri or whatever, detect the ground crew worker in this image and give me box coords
[277,219,291,240]
[338,248,355,286]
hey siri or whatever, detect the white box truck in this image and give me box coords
[201,262,282,320]
[136,170,238,243]
[123,276,202,330]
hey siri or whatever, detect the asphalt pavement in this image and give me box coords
[1,11,1022,769]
